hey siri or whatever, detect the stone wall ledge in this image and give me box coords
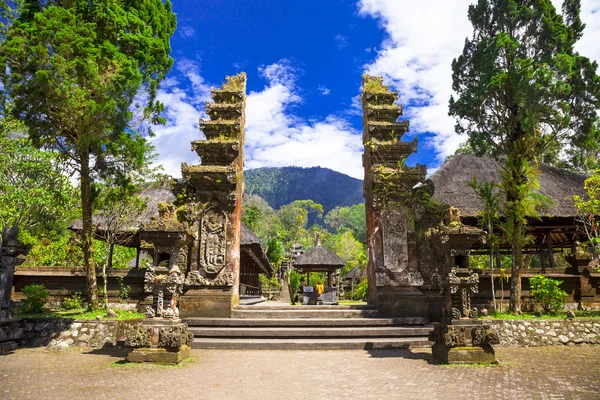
[486,318,600,347]
[16,318,142,349]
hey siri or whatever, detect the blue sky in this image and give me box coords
[151,0,600,179]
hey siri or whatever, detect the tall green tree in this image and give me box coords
[1,0,176,309]
[449,0,600,312]
[0,111,78,236]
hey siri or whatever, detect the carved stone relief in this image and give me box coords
[199,209,227,274]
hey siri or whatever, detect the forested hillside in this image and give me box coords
[244,166,364,214]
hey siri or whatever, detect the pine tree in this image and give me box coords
[1,0,176,309]
[449,0,600,312]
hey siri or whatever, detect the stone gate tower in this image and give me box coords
[178,73,246,317]
[361,75,428,322]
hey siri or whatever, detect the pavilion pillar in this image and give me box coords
[178,73,247,318]
[547,234,555,269]
[361,75,428,322]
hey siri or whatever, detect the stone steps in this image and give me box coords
[230,309,381,319]
[189,326,432,338]
[184,317,420,327]
[190,337,431,350]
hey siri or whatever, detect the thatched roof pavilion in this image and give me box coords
[428,154,589,262]
[293,242,345,287]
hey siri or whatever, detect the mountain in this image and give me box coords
[244,166,364,213]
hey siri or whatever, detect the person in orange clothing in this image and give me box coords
[316,282,324,296]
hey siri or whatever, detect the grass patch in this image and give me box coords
[443,361,500,368]
[480,310,600,321]
[339,300,368,305]
[14,308,144,321]
[107,356,197,369]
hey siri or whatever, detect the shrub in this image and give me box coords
[61,292,83,311]
[529,274,568,313]
[22,284,50,314]
[353,277,368,301]
[116,277,131,302]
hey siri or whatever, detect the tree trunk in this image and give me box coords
[490,239,497,313]
[509,217,524,313]
[80,149,98,310]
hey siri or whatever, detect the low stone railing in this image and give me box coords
[489,319,600,347]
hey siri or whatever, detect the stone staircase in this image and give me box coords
[185,304,433,350]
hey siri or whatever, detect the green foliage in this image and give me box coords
[21,231,135,269]
[0,114,79,234]
[324,231,366,276]
[266,238,285,268]
[288,269,301,304]
[529,274,568,313]
[324,204,366,243]
[15,308,144,321]
[21,284,49,314]
[259,275,281,292]
[116,276,131,302]
[450,0,600,172]
[278,200,324,243]
[242,204,262,231]
[353,277,368,301]
[61,292,83,311]
[573,170,600,258]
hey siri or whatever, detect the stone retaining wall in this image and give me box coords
[18,318,141,349]
[489,319,600,347]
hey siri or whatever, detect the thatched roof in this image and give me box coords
[293,243,345,269]
[241,223,273,274]
[241,223,261,246]
[429,154,587,218]
[70,188,176,233]
[343,266,363,280]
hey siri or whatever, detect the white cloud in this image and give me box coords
[245,61,364,179]
[358,0,600,170]
[178,25,196,39]
[148,59,364,179]
[148,59,211,178]
[318,85,331,95]
[358,0,473,168]
[335,34,349,50]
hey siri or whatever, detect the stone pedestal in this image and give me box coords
[128,345,191,365]
[432,343,496,364]
[321,287,338,305]
[126,318,193,365]
[376,291,430,323]
[179,288,238,318]
[429,320,499,364]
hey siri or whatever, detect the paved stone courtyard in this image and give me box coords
[1,346,599,399]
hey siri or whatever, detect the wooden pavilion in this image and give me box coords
[429,154,589,263]
[293,241,345,286]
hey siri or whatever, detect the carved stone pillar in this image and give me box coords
[177,73,246,318]
[429,224,500,364]
[361,75,427,322]
[1,227,29,354]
